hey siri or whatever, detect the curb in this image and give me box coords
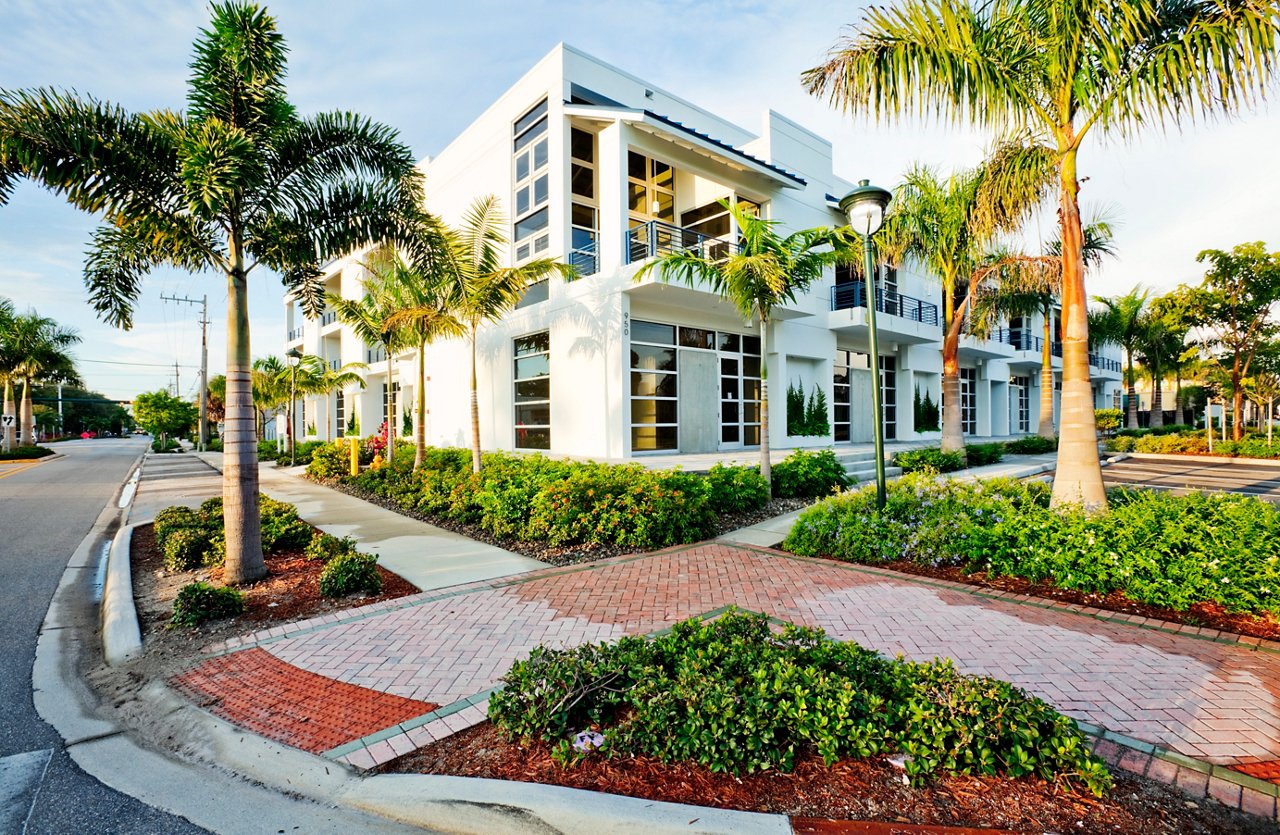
[102,523,143,666]
[1127,451,1280,468]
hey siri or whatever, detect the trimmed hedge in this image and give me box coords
[785,474,1280,617]
[0,445,53,461]
[1106,430,1280,460]
[489,610,1110,795]
[171,581,245,626]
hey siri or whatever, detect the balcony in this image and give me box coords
[366,346,387,364]
[626,220,739,265]
[568,241,598,278]
[320,310,338,327]
[830,283,939,327]
[1091,353,1122,374]
[328,358,340,371]
[287,327,304,342]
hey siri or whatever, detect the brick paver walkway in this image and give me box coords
[179,544,1280,777]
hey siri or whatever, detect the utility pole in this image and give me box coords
[162,293,210,450]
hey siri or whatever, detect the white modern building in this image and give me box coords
[283,44,1123,458]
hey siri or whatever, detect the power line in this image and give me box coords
[76,358,199,369]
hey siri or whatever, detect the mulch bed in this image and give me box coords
[131,522,419,632]
[331,478,812,567]
[382,721,1272,834]
[880,561,1280,643]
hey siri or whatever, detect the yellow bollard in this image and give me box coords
[349,436,359,476]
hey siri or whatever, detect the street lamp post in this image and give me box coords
[287,347,303,466]
[839,179,893,510]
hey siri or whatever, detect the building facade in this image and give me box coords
[284,45,1123,458]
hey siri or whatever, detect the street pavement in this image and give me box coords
[0,438,207,834]
[1103,455,1280,500]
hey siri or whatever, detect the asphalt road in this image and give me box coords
[1103,455,1280,501]
[0,438,206,834]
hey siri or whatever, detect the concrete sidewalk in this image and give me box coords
[193,452,544,592]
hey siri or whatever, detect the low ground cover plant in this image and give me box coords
[1003,435,1057,455]
[488,610,1109,795]
[317,446,834,550]
[318,551,382,597]
[170,581,245,626]
[0,445,53,461]
[895,437,1056,473]
[1106,430,1280,459]
[894,447,966,473]
[305,531,358,562]
[785,474,1280,618]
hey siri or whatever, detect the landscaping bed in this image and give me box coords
[784,475,1280,639]
[0,444,54,461]
[1106,430,1280,460]
[383,723,1269,834]
[313,443,843,565]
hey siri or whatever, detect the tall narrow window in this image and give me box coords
[569,127,598,275]
[513,99,550,263]
[514,332,551,449]
[960,367,977,435]
[382,382,399,430]
[335,390,345,438]
[629,320,678,451]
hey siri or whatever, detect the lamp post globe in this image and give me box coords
[839,179,893,509]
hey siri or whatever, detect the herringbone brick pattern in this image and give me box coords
[192,544,1280,768]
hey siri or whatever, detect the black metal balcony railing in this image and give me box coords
[320,310,338,326]
[626,220,741,264]
[366,346,387,364]
[568,241,598,277]
[287,327,304,341]
[1091,353,1122,373]
[830,282,940,327]
[328,358,340,371]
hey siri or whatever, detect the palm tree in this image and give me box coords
[0,297,16,452]
[449,196,573,473]
[251,356,290,441]
[379,251,465,469]
[0,2,421,583]
[304,356,367,442]
[637,201,838,492]
[4,312,81,445]
[1091,288,1150,430]
[328,274,414,457]
[885,149,1051,454]
[804,0,1279,510]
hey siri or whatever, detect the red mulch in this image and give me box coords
[381,721,1273,834]
[170,647,437,754]
[880,561,1280,642]
[132,523,419,628]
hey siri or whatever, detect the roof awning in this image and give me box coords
[564,103,806,190]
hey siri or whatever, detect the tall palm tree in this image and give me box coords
[637,201,838,493]
[1091,287,1150,430]
[379,251,465,469]
[328,275,414,456]
[251,356,290,441]
[0,3,422,583]
[302,355,368,442]
[885,148,1051,455]
[450,196,573,473]
[804,0,1279,510]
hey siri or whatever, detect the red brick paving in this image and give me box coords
[170,647,437,753]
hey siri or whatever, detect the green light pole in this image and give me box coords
[287,346,303,466]
[840,180,893,510]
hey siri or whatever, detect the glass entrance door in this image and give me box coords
[718,331,761,449]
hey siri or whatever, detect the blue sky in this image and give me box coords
[2,0,1276,400]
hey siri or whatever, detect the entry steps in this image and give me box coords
[832,448,903,484]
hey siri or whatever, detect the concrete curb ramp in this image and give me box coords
[101,523,143,666]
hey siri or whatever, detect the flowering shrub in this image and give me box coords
[785,475,1280,617]
[1106,430,1280,460]
[489,611,1110,795]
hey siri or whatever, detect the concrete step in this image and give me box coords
[845,465,903,483]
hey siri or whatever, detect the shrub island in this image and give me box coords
[0,445,54,461]
[784,474,1280,639]
[1106,429,1280,459]
[307,442,851,563]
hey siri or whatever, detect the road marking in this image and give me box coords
[0,748,53,834]
[0,462,40,480]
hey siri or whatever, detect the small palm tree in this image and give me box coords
[0,2,421,583]
[5,312,81,445]
[328,275,414,456]
[450,196,574,473]
[251,356,289,441]
[379,249,465,470]
[804,0,1280,510]
[636,201,837,493]
[305,356,368,442]
[1091,288,1150,430]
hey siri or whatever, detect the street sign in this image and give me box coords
[1,414,15,428]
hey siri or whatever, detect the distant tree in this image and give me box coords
[1090,288,1149,430]
[1186,242,1280,440]
[133,389,198,447]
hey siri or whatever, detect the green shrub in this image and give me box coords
[1004,435,1057,454]
[305,531,357,562]
[894,447,965,473]
[257,439,280,460]
[489,611,1109,795]
[306,441,351,480]
[259,497,312,552]
[277,440,326,466]
[1094,408,1123,433]
[1104,435,1136,453]
[198,495,223,522]
[771,449,850,498]
[0,445,53,461]
[785,474,1280,618]
[153,506,204,549]
[318,551,382,597]
[163,527,212,571]
[171,581,245,626]
[703,464,769,514]
[151,437,181,453]
[965,442,1004,467]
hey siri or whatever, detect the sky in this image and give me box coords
[2,0,1277,401]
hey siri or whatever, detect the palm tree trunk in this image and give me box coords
[415,338,426,470]
[385,352,395,457]
[1050,145,1108,511]
[222,238,267,585]
[1232,359,1244,441]
[1150,371,1163,429]
[1268,397,1274,447]
[759,314,772,498]
[1125,353,1139,429]
[20,377,34,445]
[939,277,965,455]
[469,328,481,473]
[1174,372,1185,427]
[327,392,332,442]
[1037,307,1054,439]
[3,378,15,452]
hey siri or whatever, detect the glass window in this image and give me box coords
[533,138,548,170]
[652,160,673,189]
[628,182,647,213]
[515,378,550,402]
[516,186,530,216]
[514,330,551,449]
[514,353,549,379]
[631,425,677,452]
[571,163,593,198]
[513,99,548,138]
[515,155,530,182]
[630,372,676,397]
[630,344,676,372]
[631,399,677,424]
[742,335,761,355]
[571,227,596,250]
[742,356,761,377]
[572,204,595,228]
[628,151,646,179]
[678,326,715,350]
[515,332,550,355]
[631,320,674,345]
[533,175,548,205]
[571,128,594,162]
[514,207,548,241]
[718,332,740,353]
